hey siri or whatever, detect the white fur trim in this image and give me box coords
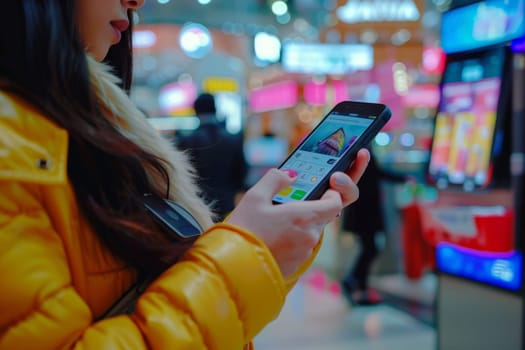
[86,55,214,229]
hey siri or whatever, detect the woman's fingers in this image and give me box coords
[325,148,369,207]
[327,173,360,207]
[248,168,297,201]
[346,148,370,183]
[277,149,371,219]
[226,151,372,278]
[285,191,343,224]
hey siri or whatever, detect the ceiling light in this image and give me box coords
[271,1,288,16]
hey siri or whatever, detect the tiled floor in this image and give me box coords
[253,270,436,350]
[253,219,437,350]
[370,273,437,326]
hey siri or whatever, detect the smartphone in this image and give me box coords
[272,101,391,204]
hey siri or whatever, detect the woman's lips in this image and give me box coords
[110,20,129,44]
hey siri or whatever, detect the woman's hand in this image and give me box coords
[226,149,370,277]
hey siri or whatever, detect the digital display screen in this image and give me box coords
[273,112,373,203]
[437,243,522,291]
[428,48,505,191]
[441,0,525,53]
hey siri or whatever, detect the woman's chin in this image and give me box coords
[86,46,109,62]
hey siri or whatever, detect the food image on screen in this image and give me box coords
[428,48,504,190]
[273,112,372,203]
[300,120,366,157]
[303,127,346,156]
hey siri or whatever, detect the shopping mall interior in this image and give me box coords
[132,0,525,349]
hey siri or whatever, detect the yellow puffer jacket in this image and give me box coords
[0,91,319,349]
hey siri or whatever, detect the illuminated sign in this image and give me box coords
[437,243,522,291]
[422,46,446,75]
[132,30,157,49]
[303,80,349,106]
[202,77,239,93]
[282,43,373,74]
[248,80,298,113]
[337,0,420,23]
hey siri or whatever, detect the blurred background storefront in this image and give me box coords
[131,0,444,217]
[128,1,525,349]
[131,0,444,279]
[132,0,443,162]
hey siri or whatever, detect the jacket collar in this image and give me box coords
[0,91,68,185]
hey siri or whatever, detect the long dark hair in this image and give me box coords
[0,1,188,273]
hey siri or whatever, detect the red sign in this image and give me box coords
[422,47,446,75]
[402,85,440,107]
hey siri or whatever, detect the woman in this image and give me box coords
[0,1,369,349]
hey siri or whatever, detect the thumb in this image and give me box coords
[250,168,297,201]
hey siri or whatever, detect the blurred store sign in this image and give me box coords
[402,85,440,108]
[158,81,197,116]
[330,80,350,104]
[248,80,299,113]
[337,0,420,23]
[422,46,446,75]
[179,22,213,59]
[202,77,239,93]
[132,30,157,49]
[303,81,327,106]
[327,0,424,46]
[303,80,349,106]
[282,43,373,74]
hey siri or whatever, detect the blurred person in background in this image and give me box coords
[175,92,248,222]
[0,0,370,349]
[341,147,413,305]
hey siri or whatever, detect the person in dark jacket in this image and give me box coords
[341,147,412,305]
[175,93,248,221]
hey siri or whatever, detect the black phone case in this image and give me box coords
[143,195,203,242]
[97,196,204,321]
[275,101,391,203]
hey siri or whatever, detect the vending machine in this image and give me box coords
[419,0,525,348]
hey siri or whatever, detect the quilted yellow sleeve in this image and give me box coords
[0,182,288,350]
[0,182,92,349]
[132,222,287,349]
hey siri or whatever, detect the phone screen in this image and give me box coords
[273,111,375,204]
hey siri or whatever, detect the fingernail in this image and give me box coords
[282,169,298,178]
[334,173,346,185]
